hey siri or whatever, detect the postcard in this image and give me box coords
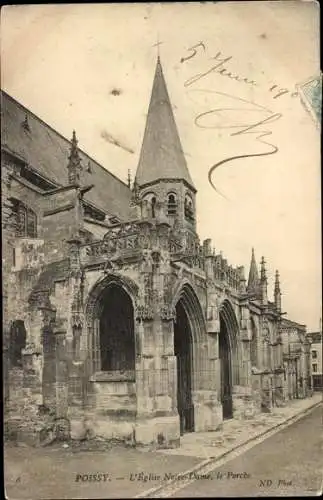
[2,2,322,498]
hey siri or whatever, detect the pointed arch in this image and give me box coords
[171,280,207,397]
[171,279,206,345]
[219,298,240,385]
[171,280,206,433]
[85,273,139,373]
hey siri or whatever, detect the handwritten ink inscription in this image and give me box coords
[192,90,282,196]
[180,43,290,195]
[181,42,298,100]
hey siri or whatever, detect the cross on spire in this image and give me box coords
[152,33,163,59]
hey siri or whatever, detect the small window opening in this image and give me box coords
[167,194,177,215]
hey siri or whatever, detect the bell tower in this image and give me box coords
[134,56,197,236]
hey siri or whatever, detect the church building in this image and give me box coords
[2,57,313,447]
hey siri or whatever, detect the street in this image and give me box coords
[4,405,322,499]
[170,405,323,497]
[4,440,201,499]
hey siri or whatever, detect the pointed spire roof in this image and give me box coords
[135,57,195,190]
[247,248,259,292]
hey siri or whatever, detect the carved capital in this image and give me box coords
[160,305,176,321]
[135,304,154,321]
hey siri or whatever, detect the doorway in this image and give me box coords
[219,315,233,419]
[174,300,194,435]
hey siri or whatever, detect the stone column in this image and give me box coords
[39,303,57,411]
[194,293,223,432]
[232,309,257,419]
[274,333,285,406]
[135,317,155,416]
[54,320,69,418]
[22,343,43,407]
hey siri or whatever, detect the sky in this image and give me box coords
[1,2,321,330]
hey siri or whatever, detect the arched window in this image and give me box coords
[167,193,177,215]
[11,199,37,238]
[9,320,27,367]
[184,194,194,221]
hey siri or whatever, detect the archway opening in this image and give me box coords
[174,299,194,435]
[219,314,233,419]
[99,284,135,373]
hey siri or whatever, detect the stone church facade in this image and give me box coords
[2,58,312,447]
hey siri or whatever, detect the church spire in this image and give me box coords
[135,57,195,190]
[247,248,259,294]
[67,130,82,185]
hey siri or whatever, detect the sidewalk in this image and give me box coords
[152,392,322,460]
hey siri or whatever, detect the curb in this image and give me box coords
[134,400,322,498]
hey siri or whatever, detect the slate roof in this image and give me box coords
[281,318,306,330]
[135,57,195,190]
[1,91,133,220]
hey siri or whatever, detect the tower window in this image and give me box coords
[151,196,156,218]
[11,199,37,238]
[142,192,157,219]
[184,195,194,221]
[167,193,177,215]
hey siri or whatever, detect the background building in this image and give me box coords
[280,319,312,400]
[309,330,322,391]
